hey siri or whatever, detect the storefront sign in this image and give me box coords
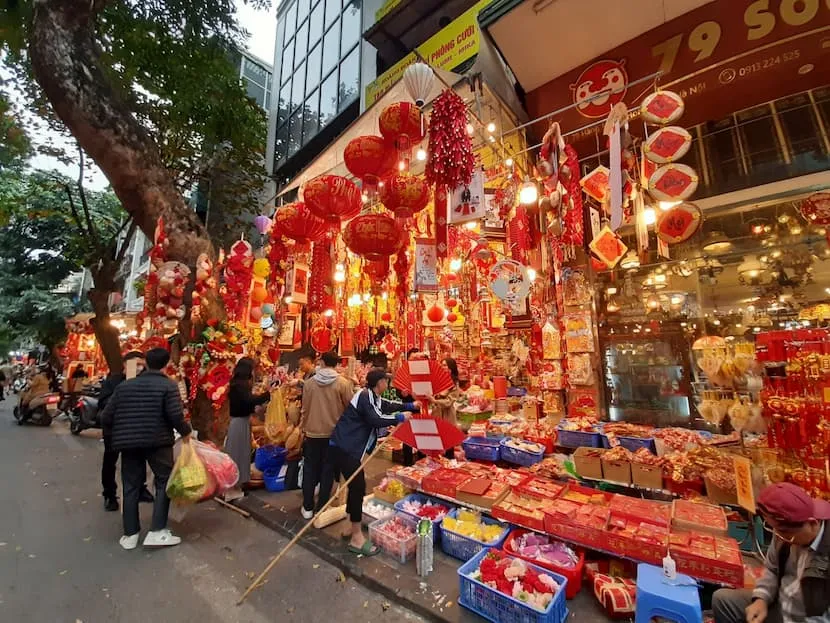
[526,0,830,141]
[414,238,439,292]
[365,0,491,107]
[733,455,756,513]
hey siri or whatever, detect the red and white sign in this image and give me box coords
[392,416,466,454]
[571,59,628,119]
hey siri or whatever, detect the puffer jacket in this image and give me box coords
[101,370,192,451]
[330,389,418,460]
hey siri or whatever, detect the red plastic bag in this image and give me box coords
[192,439,239,494]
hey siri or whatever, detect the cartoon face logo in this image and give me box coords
[571,59,628,118]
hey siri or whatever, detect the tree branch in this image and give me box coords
[76,142,97,242]
[62,182,86,234]
[114,218,137,265]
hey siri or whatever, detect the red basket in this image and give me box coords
[502,529,585,599]
[524,434,555,455]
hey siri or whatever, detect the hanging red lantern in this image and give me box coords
[344,136,397,199]
[426,304,445,323]
[381,311,393,323]
[446,312,458,323]
[272,202,330,247]
[446,298,458,309]
[365,258,390,282]
[343,213,404,261]
[379,173,430,218]
[303,175,362,224]
[379,102,425,170]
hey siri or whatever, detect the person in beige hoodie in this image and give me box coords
[300,351,354,519]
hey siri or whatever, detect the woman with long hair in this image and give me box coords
[432,357,462,459]
[224,357,270,498]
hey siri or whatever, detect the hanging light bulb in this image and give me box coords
[646,292,661,311]
[487,121,496,133]
[333,269,346,283]
[643,207,657,226]
[519,178,538,205]
[527,268,537,282]
[416,148,427,161]
[449,258,462,272]
[466,123,474,135]
[504,157,513,167]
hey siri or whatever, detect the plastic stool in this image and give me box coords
[635,563,703,623]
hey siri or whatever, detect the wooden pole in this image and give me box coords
[237,427,398,605]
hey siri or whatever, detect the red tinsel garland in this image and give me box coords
[308,234,333,314]
[560,144,584,253]
[425,90,475,189]
[222,240,254,322]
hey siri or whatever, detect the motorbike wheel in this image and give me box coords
[70,417,83,435]
[34,408,52,427]
[13,406,23,425]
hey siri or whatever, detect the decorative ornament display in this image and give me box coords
[254,215,272,236]
[191,253,215,325]
[426,304,446,323]
[799,191,830,225]
[309,317,334,353]
[656,202,703,244]
[303,175,362,223]
[559,144,584,255]
[343,212,404,261]
[488,260,531,304]
[379,173,430,218]
[365,258,390,283]
[393,248,411,305]
[154,261,190,329]
[222,239,254,322]
[449,168,486,224]
[267,228,289,297]
[308,236,334,313]
[580,165,610,203]
[649,164,699,202]
[589,225,629,268]
[643,126,692,164]
[200,361,234,410]
[425,89,475,189]
[272,202,330,249]
[640,90,685,125]
[403,62,434,108]
[344,135,397,199]
[379,102,425,169]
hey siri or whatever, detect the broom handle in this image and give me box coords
[237,425,400,605]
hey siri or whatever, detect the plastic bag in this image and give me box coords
[166,442,208,504]
[264,388,287,443]
[192,439,239,496]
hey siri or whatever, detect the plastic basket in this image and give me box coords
[458,548,569,623]
[601,434,656,453]
[462,436,502,462]
[368,514,418,563]
[394,493,455,543]
[254,445,287,472]
[361,495,396,527]
[440,510,510,562]
[556,423,602,448]
[503,529,585,599]
[499,438,545,467]
[262,467,286,492]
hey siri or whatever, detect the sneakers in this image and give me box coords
[119,533,139,550]
[139,487,155,503]
[104,496,120,512]
[301,507,314,520]
[143,529,182,548]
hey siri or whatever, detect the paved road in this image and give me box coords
[0,400,424,623]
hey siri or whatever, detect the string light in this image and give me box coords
[527,268,537,282]
[519,178,538,205]
[449,258,462,272]
[486,122,496,133]
[466,123,474,135]
[416,148,427,161]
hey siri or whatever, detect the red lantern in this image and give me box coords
[344,136,397,199]
[379,173,430,218]
[272,202,330,247]
[381,311,393,323]
[426,304,445,323]
[365,258,390,282]
[343,213,404,261]
[303,175,362,223]
[445,298,458,309]
[446,312,458,323]
[379,102,424,170]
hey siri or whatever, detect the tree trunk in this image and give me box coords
[88,285,123,376]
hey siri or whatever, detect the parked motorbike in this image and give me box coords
[12,377,28,394]
[69,385,101,435]
[14,391,61,426]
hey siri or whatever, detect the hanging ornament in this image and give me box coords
[272,202,330,250]
[425,89,475,189]
[403,62,434,108]
[640,90,685,125]
[508,205,532,264]
[267,230,289,297]
[344,135,397,200]
[559,144,584,257]
[656,202,703,244]
[379,102,424,170]
[308,234,334,314]
[649,164,699,202]
[488,260,531,304]
[254,215,272,237]
[426,304,446,323]
[799,191,830,225]
[343,213,404,261]
[589,225,628,268]
[303,175,362,223]
[643,126,692,164]
[222,239,254,322]
[365,258,390,283]
[253,258,270,279]
[379,172,431,218]
[394,248,411,305]
[191,253,215,326]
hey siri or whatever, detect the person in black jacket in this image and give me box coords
[329,368,420,556]
[101,348,192,550]
[100,351,152,512]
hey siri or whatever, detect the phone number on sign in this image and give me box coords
[739,50,800,76]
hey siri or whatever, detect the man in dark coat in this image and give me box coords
[100,350,153,511]
[101,348,192,550]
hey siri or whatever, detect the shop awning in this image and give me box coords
[480,0,713,92]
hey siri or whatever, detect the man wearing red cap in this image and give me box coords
[713,482,830,623]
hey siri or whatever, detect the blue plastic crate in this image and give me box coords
[254,445,287,471]
[458,548,569,623]
[462,436,502,462]
[601,434,656,453]
[440,510,510,562]
[394,493,455,543]
[500,438,545,467]
[556,422,603,448]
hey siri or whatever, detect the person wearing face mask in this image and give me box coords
[713,482,830,623]
[100,351,153,512]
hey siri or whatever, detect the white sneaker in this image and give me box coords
[143,529,182,548]
[119,534,139,550]
[301,507,314,520]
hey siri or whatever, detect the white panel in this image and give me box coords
[410,419,439,435]
[411,381,434,396]
[408,360,431,375]
[414,435,444,451]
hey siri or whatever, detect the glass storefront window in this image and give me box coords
[341,2,361,56]
[274,125,289,165]
[322,20,339,76]
[337,45,359,112]
[306,43,322,95]
[309,1,324,47]
[738,105,783,177]
[319,70,338,128]
[288,110,303,156]
[278,81,291,126]
[296,0,311,23]
[281,44,294,84]
[303,89,320,144]
[778,94,824,162]
[284,2,298,38]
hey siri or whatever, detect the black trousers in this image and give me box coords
[120,446,173,536]
[102,433,148,499]
[302,437,334,513]
[329,446,364,524]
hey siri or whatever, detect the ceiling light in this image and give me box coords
[643,208,657,226]
[416,148,427,161]
[465,220,478,230]
[790,225,802,235]
[620,251,640,270]
[398,160,406,171]
[487,122,496,133]
[702,231,732,254]
[646,293,661,311]
[606,286,618,295]
[519,178,538,205]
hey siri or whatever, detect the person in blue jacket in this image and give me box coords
[329,367,421,556]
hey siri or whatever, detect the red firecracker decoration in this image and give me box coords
[343,212,404,261]
[222,240,254,322]
[303,175,362,224]
[268,230,289,298]
[508,205,532,264]
[272,202,330,251]
[394,248,410,305]
[559,144,584,256]
[425,90,475,189]
[379,173,430,218]
[344,136,397,199]
[308,233,334,314]
[379,102,424,170]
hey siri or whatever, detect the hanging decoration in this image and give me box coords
[287,262,310,305]
[425,89,475,189]
[379,173,431,218]
[403,62,434,109]
[140,217,168,332]
[799,191,830,225]
[365,258,390,288]
[254,215,272,237]
[656,202,703,244]
[414,238,439,292]
[379,102,425,170]
[589,225,628,268]
[434,186,449,260]
[640,90,685,125]
[580,165,610,204]
[343,212,404,261]
[191,253,215,325]
[267,229,289,298]
[643,126,692,164]
[449,168,486,225]
[154,261,190,330]
[222,239,254,322]
[303,175,363,224]
[559,144,584,256]
[344,135,397,200]
[648,164,699,202]
[508,205,533,264]
[488,260,531,305]
[308,235,334,314]
[272,202,330,250]
[393,248,411,305]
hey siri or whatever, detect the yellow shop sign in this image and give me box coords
[365,0,491,108]
[375,0,403,22]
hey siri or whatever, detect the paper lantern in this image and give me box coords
[403,62,434,108]
[446,312,458,323]
[379,172,430,218]
[344,136,397,199]
[303,175,362,223]
[272,202,330,246]
[253,258,270,279]
[446,298,458,309]
[381,311,392,323]
[343,213,404,261]
[365,258,390,282]
[251,284,268,303]
[426,304,445,323]
[379,102,424,169]
[254,215,272,235]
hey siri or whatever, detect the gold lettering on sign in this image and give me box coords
[781,0,819,25]
[652,33,683,74]
[688,21,721,62]
[745,0,776,40]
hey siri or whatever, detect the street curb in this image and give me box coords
[237,494,452,623]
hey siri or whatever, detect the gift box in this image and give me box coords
[609,495,671,528]
[672,499,728,536]
[491,492,550,532]
[516,477,566,501]
[670,531,744,587]
[606,518,668,565]
[455,477,509,509]
[421,468,471,499]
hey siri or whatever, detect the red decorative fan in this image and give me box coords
[392,359,454,398]
[393,417,466,455]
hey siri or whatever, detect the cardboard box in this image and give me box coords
[704,476,739,506]
[602,457,632,485]
[631,462,663,490]
[573,446,604,480]
[456,478,509,509]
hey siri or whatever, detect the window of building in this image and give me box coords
[289,109,303,156]
[320,70,338,128]
[275,127,289,166]
[777,94,823,160]
[278,81,291,125]
[309,1,324,47]
[285,2,298,37]
[291,61,306,110]
[306,43,322,94]
[304,89,320,144]
[341,2,360,56]
[296,0,311,23]
[322,19,340,76]
[281,44,294,84]
[338,45,359,112]
[325,0,340,28]
[738,104,782,176]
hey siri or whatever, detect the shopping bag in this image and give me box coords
[166,441,208,504]
[192,439,240,496]
[264,387,288,443]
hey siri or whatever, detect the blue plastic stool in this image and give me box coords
[635,563,703,623]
